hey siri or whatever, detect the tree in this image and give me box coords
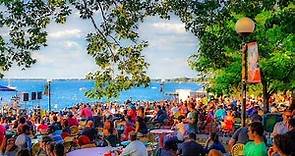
[155,0,295,111]
[1,0,294,105]
[0,0,156,99]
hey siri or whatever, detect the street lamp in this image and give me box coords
[235,17,255,127]
[47,79,52,112]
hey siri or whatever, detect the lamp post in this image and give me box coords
[235,17,255,127]
[47,79,52,112]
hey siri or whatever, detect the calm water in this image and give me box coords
[0,79,201,111]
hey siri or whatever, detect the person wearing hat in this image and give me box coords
[120,131,148,156]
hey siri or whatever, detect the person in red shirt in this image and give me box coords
[37,120,48,134]
[127,105,137,123]
[67,112,79,127]
[0,124,6,144]
[80,104,93,119]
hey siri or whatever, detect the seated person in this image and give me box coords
[135,106,148,135]
[120,131,148,156]
[54,143,65,156]
[37,120,48,134]
[154,106,168,124]
[204,133,226,154]
[103,120,118,147]
[81,120,97,142]
[78,135,96,149]
[156,137,178,156]
[272,109,292,136]
[172,115,188,142]
[36,136,53,156]
[0,136,18,156]
[244,122,267,156]
[177,133,205,156]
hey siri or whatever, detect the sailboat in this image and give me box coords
[7,79,17,90]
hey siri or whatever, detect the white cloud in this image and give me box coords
[151,22,186,34]
[63,41,82,50]
[48,29,82,39]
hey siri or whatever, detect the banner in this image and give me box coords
[247,42,261,83]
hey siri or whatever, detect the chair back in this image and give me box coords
[32,142,40,156]
[231,143,244,156]
[263,113,283,133]
[70,126,79,136]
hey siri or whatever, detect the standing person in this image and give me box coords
[177,133,205,156]
[120,131,148,156]
[243,122,267,156]
[186,103,198,134]
[272,109,293,136]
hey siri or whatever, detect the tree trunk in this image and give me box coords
[290,90,295,111]
[261,71,269,114]
[262,81,270,113]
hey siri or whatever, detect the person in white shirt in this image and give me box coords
[120,131,148,156]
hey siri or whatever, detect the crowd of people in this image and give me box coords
[0,95,294,156]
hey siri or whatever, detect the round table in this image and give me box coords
[66,147,122,156]
[150,129,174,148]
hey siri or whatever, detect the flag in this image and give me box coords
[247,41,261,83]
[44,83,49,96]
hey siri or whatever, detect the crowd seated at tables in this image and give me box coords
[0,96,294,156]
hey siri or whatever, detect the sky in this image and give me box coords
[1,8,199,79]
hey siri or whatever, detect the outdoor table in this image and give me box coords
[66,147,122,156]
[146,114,155,118]
[150,129,174,148]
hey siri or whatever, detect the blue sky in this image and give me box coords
[1,8,199,79]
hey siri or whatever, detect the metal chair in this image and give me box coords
[231,143,244,156]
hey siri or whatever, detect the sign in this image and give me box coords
[247,42,261,83]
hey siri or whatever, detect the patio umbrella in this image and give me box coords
[0,85,17,91]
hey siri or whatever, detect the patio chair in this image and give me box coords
[231,143,244,156]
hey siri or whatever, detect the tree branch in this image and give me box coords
[97,1,121,46]
[82,0,116,60]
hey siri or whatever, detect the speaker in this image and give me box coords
[37,92,42,99]
[23,93,29,101]
[31,92,36,100]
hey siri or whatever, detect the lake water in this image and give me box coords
[0,79,201,110]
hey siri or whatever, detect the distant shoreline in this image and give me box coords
[1,78,197,83]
